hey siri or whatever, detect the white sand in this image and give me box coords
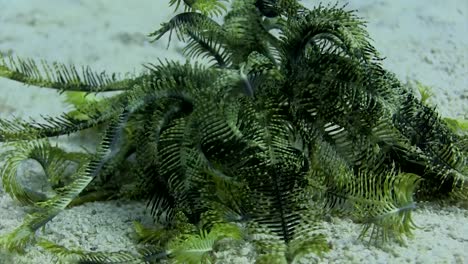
[0,0,467,263]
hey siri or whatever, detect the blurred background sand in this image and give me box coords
[0,1,467,263]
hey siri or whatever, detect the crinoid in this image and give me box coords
[0,0,466,263]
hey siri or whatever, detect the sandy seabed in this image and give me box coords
[0,1,467,263]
